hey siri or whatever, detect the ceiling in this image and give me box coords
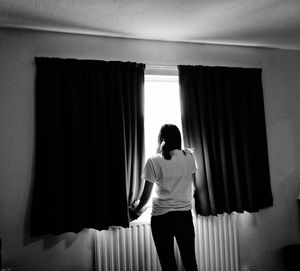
[0,0,300,50]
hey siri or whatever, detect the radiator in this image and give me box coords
[94,214,240,271]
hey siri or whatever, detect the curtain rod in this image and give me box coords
[145,64,179,76]
[146,64,178,71]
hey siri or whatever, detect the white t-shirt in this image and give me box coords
[142,149,197,216]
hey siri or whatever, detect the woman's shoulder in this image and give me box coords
[182,148,195,156]
[147,153,163,163]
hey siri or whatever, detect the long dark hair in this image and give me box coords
[157,124,182,160]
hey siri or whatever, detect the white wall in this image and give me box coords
[0,28,299,271]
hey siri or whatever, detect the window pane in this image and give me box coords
[144,75,182,160]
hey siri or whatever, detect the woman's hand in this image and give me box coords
[129,206,143,222]
[129,180,154,222]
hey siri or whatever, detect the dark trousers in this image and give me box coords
[151,210,198,271]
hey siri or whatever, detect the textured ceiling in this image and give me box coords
[0,0,300,50]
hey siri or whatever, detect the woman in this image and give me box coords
[129,124,199,271]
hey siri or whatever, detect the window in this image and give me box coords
[135,73,183,223]
[144,74,182,160]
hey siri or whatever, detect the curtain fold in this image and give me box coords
[30,58,145,236]
[178,65,273,216]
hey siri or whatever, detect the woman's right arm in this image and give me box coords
[192,173,196,188]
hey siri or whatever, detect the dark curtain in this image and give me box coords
[30,58,145,236]
[178,65,273,216]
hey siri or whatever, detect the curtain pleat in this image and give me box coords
[178,65,273,215]
[30,58,145,236]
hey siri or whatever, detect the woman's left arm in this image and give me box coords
[129,180,154,221]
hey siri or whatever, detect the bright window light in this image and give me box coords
[135,74,182,223]
[144,75,182,160]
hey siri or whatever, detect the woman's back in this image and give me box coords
[142,149,197,216]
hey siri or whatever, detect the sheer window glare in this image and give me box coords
[144,75,182,160]
[135,74,182,223]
